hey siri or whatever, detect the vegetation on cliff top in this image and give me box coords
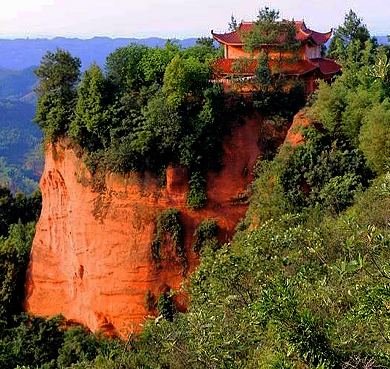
[33,30,305,209]
[34,40,232,209]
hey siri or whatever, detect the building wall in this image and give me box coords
[305,45,321,59]
[226,45,251,59]
[226,44,306,60]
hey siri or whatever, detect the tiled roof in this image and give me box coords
[211,21,332,46]
[212,57,340,77]
[309,58,342,75]
[269,59,318,75]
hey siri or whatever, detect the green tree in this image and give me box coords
[105,43,149,92]
[163,55,211,107]
[328,10,371,60]
[70,63,112,148]
[334,9,370,45]
[139,41,179,86]
[182,40,221,63]
[242,7,300,58]
[228,14,239,32]
[359,100,390,173]
[196,37,214,48]
[0,186,14,237]
[0,221,36,321]
[254,51,274,91]
[34,49,81,96]
[34,49,81,139]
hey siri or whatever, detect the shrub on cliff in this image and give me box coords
[151,208,186,272]
[193,219,219,253]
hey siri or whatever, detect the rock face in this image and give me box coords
[24,114,290,337]
[284,109,311,146]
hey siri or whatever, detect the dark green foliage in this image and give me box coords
[34,49,81,139]
[242,7,300,56]
[195,37,214,48]
[0,186,41,237]
[252,81,306,120]
[0,186,15,237]
[34,92,71,139]
[0,314,116,369]
[359,100,390,173]
[0,98,42,194]
[0,186,41,322]
[310,30,390,176]
[0,314,64,368]
[140,40,180,85]
[34,49,81,96]
[327,9,371,59]
[186,172,207,210]
[70,63,113,150]
[182,38,222,63]
[0,222,36,321]
[152,209,186,271]
[157,292,175,322]
[163,55,212,107]
[56,326,100,367]
[105,43,150,91]
[9,314,65,367]
[279,129,372,213]
[193,219,219,253]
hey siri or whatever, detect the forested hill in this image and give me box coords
[0,37,197,70]
[0,66,37,100]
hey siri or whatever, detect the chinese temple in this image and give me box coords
[211,21,341,94]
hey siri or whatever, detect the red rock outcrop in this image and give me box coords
[284,109,311,146]
[24,113,290,337]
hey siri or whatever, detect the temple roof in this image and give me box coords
[212,57,340,77]
[211,21,332,46]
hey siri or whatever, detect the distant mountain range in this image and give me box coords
[375,36,390,45]
[0,67,37,100]
[0,37,198,71]
[0,98,42,194]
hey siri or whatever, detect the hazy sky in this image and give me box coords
[1,0,389,39]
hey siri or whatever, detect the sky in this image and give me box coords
[0,0,389,39]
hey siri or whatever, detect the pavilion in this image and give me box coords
[211,21,341,94]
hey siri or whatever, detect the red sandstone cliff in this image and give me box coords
[24,113,290,337]
[284,109,311,146]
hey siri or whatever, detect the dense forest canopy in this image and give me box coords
[1,7,390,368]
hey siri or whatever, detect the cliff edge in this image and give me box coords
[24,113,291,337]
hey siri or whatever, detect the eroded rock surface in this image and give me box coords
[24,113,290,337]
